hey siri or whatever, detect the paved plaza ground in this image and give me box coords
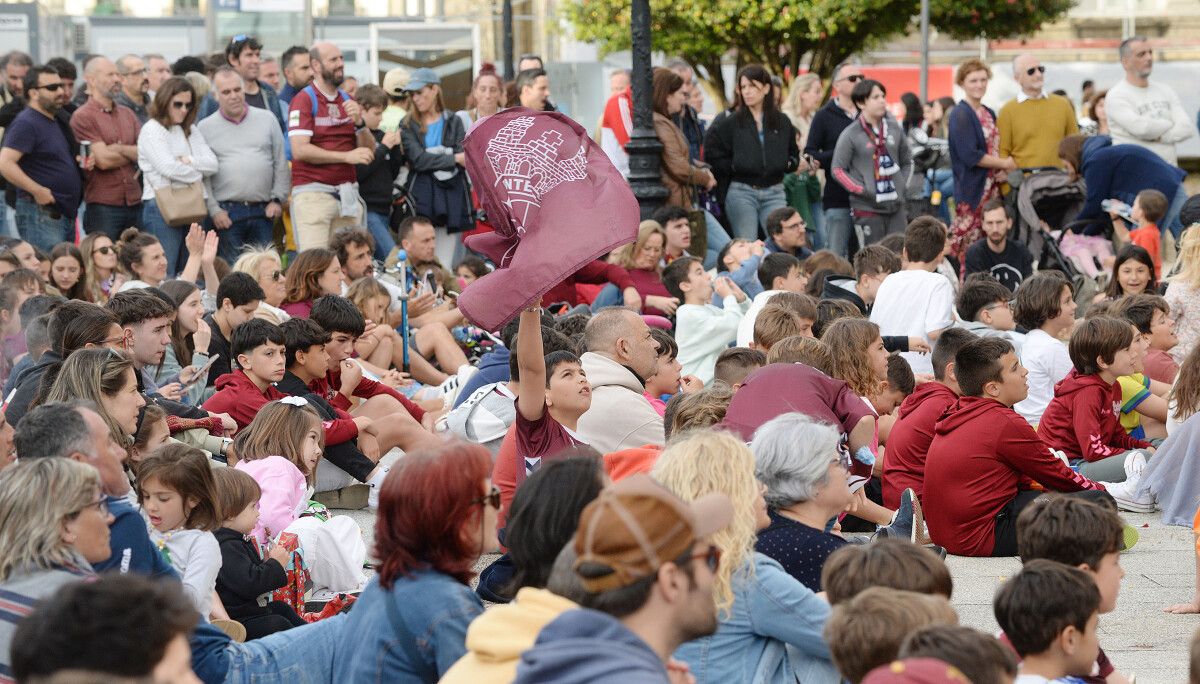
[339,453,1199,683]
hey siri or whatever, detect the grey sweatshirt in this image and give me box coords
[197,106,290,215]
[831,112,912,216]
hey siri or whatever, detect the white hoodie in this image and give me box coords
[576,352,664,453]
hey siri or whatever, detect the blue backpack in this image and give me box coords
[302,84,351,118]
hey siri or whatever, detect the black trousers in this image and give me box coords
[239,601,307,640]
[991,489,1115,557]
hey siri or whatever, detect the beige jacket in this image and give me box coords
[577,351,665,453]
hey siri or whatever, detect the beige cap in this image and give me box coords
[382,67,412,97]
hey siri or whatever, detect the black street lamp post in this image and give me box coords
[624,0,668,218]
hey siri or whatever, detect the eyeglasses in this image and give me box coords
[34,83,64,92]
[473,485,501,509]
[1026,65,1046,76]
[983,300,1012,312]
[100,335,126,347]
[690,545,722,573]
[171,101,193,110]
[71,495,109,518]
[94,245,114,256]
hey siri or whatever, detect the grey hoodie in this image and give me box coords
[830,112,912,216]
[514,608,670,683]
[576,352,665,453]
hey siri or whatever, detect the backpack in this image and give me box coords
[302,84,351,119]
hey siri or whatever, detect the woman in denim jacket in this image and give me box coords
[333,442,497,682]
[654,430,840,684]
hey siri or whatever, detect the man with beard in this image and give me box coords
[1106,36,1193,166]
[70,56,144,239]
[0,65,84,251]
[288,41,374,251]
[113,54,150,124]
[277,45,313,105]
[199,34,286,133]
[963,198,1033,293]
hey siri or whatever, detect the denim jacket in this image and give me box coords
[333,570,484,683]
[673,553,839,684]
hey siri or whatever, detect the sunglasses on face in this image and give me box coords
[94,245,114,256]
[35,83,64,92]
[691,545,722,572]
[171,101,193,110]
[1026,65,1046,76]
[473,485,501,509]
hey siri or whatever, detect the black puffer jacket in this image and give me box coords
[704,108,799,188]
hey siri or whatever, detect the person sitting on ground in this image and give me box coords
[1113,292,1179,384]
[1095,244,1157,305]
[752,413,853,591]
[512,473,733,682]
[955,275,1023,351]
[922,336,1114,557]
[281,248,343,320]
[606,221,679,317]
[442,457,602,681]
[752,301,812,354]
[870,217,956,375]
[715,238,766,300]
[766,334,832,368]
[202,318,292,430]
[664,256,750,384]
[1013,271,1078,425]
[821,538,954,606]
[883,328,975,508]
[825,587,959,684]
[963,198,1033,293]
[1037,317,1155,483]
[642,327,702,416]
[736,252,808,347]
[575,307,664,452]
[764,206,814,259]
[713,347,766,391]
[11,574,198,684]
[202,271,265,387]
[1015,495,1133,684]
[898,625,1018,684]
[822,245,926,353]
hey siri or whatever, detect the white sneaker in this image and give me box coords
[1101,480,1157,513]
[367,466,390,509]
[1124,451,1148,481]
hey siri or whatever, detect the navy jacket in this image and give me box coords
[947,100,997,208]
[515,608,670,683]
[805,98,858,209]
[1076,135,1186,221]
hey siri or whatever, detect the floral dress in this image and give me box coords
[949,106,1003,269]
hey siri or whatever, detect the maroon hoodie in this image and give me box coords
[720,363,872,442]
[882,381,957,509]
[1037,369,1151,463]
[923,395,1105,557]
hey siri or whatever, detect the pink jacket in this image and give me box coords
[235,456,307,547]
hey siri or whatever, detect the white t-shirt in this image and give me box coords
[869,269,955,375]
[1014,328,1074,425]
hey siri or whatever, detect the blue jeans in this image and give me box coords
[365,210,397,262]
[824,206,853,258]
[724,181,787,240]
[142,199,189,278]
[590,283,623,312]
[1163,183,1189,240]
[807,199,826,251]
[703,209,731,270]
[83,202,142,241]
[14,197,73,252]
[924,168,955,223]
[216,201,276,264]
[217,613,347,684]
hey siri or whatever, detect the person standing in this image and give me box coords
[144,54,171,96]
[0,66,84,252]
[997,54,1078,169]
[516,54,557,111]
[806,62,865,258]
[781,73,827,250]
[198,68,289,263]
[277,45,312,105]
[114,54,151,125]
[515,68,551,111]
[287,42,374,252]
[704,64,797,241]
[1104,36,1193,167]
[70,56,143,240]
[379,67,411,132]
[137,77,218,277]
[832,78,911,244]
[259,56,281,93]
[947,58,1016,268]
[198,35,286,134]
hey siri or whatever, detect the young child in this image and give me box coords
[825,587,959,684]
[875,354,915,418]
[823,245,926,354]
[1037,317,1155,485]
[1109,188,1166,278]
[642,327,701,416]
[354,84,403,261]
[1013,271,1078,425]
[344,276,398,370]
[752,303,809,354]
[212,467,305,640]
[993,560,1102,684]
[202,272,266,388]
[715,238,765,299]
[922,337,1111,557]
[137,443,222,618]
[737,253,808,347]
[712,347,766,391]
[956,276,1023,353]
[128,404,171,465]
[454,256,489,289]
[870,217,957,375]
[883,328,975,508]
[821,538,954,606]
[814,298,863,339]
[664,256,751,384]
[1016,496,1133,684]
[1114,293,1179,384]
[899,625,1019,684]
[766,335,832,371]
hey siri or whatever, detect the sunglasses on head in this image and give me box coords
[691,545,722,573]
[473,485,501,509]
[171,101,193,110]
[1026,65,1046,76]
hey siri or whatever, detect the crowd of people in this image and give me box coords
[0,30,1199,684]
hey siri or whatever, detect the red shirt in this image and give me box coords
[309,368,425,422]
[626,268,674,316]
[70,98,142,206]
[542,261,635,308]
[1038,370,1151,463]
[1144,348,1179,385]
[514,402,584,489]
[1128,223,1161,278]
[288,86,357,187]
[882,381,958,509]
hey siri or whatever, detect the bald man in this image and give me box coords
[996,54,1078,169]
[70,56,144,239]
[576,308,665,452]
[287,41,374,251]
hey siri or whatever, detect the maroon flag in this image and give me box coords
[458,107,639,330]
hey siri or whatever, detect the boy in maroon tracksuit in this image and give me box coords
[882,328,975,509]
[923,337,1112,557]
[1037,316,1154,484]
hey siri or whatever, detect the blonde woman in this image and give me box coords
[0,458,114,672]
[232,246,290,324]
[602,221,678,316]
[1166,227,1200,364]
[79,232,125,303]
[653,430,839,683]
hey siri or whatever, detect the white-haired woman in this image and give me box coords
[0,458,114,674]
[751,413,855,592]
[232,246,290,325]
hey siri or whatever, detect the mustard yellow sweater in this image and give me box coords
[997,94,1079,169]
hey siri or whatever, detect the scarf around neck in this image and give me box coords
[861,116,898,203]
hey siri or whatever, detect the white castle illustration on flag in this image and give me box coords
[485,116,588,232]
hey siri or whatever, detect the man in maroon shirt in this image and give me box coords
[288,41,374,251]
